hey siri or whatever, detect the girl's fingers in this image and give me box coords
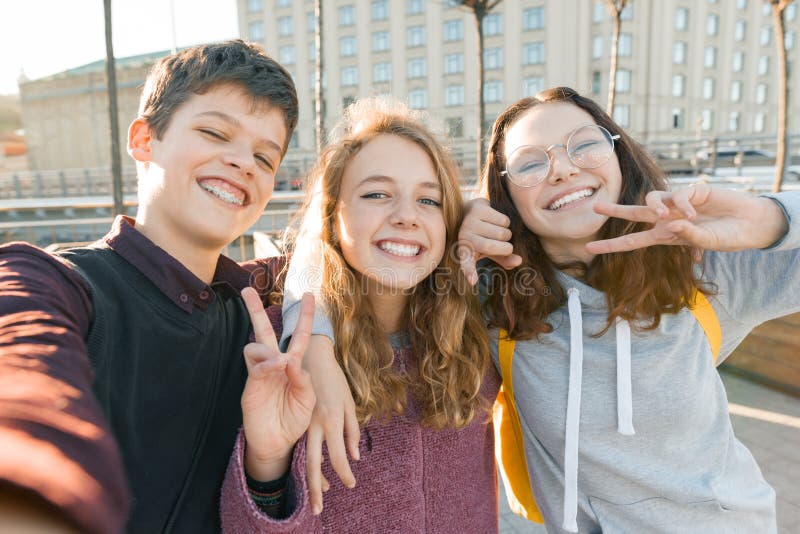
[456,243,479,286]
[241,287,279,351]
[306,425,325,515]
[343,398,361,462]
[645,191,671,219]
[593,201,659,224]
[666,219,712,247]
[672,188,697,220]
[586,228,665,254]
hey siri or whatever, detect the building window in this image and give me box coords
[407,26,425,47]
[308,42,316,62]
[409,89,427,109]
[407,57,426,78]
[754,112,765,133]
[279,45,295,65]
[674,42,687,64]
[339,36,357,57]
[672,75,685,97]
[593,36,603,60]
[702,78,715,100]
[373,62,391,83]
[523,42,545,65]
[371,0,388,21]
[277,0,291,7]
[758,56,769,75]
[612,105,630,127]
[407,0,424,15]
[730,80,742,102]
[523,76,544,97]
[444,53,464,74]
[675,8,689,31]
[484,81,503,103]
[732,51,744,72]
[760,26,771,46]
[277,16,293,37]
[620,3,633,20]
[341,67,358,87]
[701,109,713,131]
[734,20,746,41]
[483,14,503,36]
[728,112,740,132]
[786,31,795,50]
[249,21,264,41]
[788,4,798,21]
[248,0,262,12]
[704,46,717,68]
[307,12,315,33]
[706,14,719,36]
[444,20,464,42]
[593,2,605,23]
[592,71,601,95]
[618,33,632,57]
[523,7,545,30]
[484,47,503,70]
[763,3,772,16]
[756,84,767,104]
[339,5,355,26]
[342,95,357,109]
[616,69,631,93]
[445,85,464,106]
[446,117,463,138]
[372,31,390,52]
[672,108,684,129]
[737,0,747,9]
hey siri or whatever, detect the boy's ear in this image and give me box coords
[128,118,153,162]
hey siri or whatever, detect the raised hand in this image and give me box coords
[586,185,788,255]
[240,287,316,482]
[457,198,522,285]
[302,336,360,516]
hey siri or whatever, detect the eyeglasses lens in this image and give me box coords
[567,125,614,169]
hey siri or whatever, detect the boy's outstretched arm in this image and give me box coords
[0,244,129,534]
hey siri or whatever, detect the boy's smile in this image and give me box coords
[129,84,287,267]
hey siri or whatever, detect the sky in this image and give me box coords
[0,0,240,95]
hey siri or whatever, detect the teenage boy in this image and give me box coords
[0,40,298,533]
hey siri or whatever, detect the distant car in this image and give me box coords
[695,148,775,166]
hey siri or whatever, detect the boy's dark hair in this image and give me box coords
[139,40,298,155]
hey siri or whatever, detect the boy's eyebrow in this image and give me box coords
[357,175,441,191]
[195,111,282,154]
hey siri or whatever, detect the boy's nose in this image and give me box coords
[222,145,257,177]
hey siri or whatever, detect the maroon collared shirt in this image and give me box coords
[0,216,279,534]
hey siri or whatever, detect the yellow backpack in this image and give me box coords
[493,290,722,523]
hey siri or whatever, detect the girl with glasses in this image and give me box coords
[454,86,798,532]
[219,98,500,532]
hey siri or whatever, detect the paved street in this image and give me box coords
[498,370,800,533]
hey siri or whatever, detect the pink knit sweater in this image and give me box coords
[220,341,500,533]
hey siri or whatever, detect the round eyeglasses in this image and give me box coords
[501,124,621,188]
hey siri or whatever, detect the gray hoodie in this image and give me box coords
[494,192,799,533]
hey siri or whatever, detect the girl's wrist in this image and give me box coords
[757,197,789,249]
[244,445,293,482]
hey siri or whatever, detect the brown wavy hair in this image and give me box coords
[286,97,489,429]
[481,87,708,339]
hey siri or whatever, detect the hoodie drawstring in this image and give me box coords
[562,290,635,533]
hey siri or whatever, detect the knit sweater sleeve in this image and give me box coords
[701,191,800,360]
[221,429,317,533]
[0,243,129,534]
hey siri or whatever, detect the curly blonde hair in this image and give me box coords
[286,97,489,429]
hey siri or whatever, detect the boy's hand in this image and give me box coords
[587,185,789,254]
[302,336,360,516]
[457,198,522,285]
[240,288,316,482]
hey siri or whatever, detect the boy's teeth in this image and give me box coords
[199,179,245,206]
[378,241,421,257]
[549,188,594,210]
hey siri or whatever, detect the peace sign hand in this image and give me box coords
[240,287,316,482]
[586,185,788,255]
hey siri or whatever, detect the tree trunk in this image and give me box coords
[314,0,325,156]
[104,0,123,216]
[607,12,621,115]
[475,10,486,177]
[772,2,789,192]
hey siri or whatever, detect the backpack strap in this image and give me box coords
[688,289,722,363]
[493,329,543,523]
